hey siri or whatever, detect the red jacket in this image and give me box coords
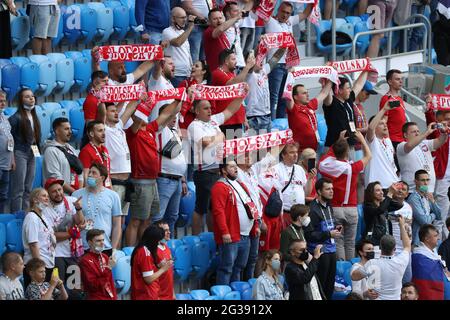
[79,251,117,300]
[211,179,259,245]
[425,110,449,179]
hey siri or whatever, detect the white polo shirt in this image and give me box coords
[157,126,187,177]
[105,120,131,175]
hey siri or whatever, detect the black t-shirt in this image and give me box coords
[323,91,357,147]
[438,238,450,271]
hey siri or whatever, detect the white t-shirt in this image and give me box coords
[224,24,245,68]
[109,73,136,130]
[397,140,436,193]
[43,196,78,258]
[443,146,450,181]
[157,126,187,177]
[162,26,192,77]
[105,120,131,175]
[181,0,209,19]
[351,262,369,299]
[364,136,399,188]
[148,75,175,122]
[227,179,254,235]
[237,167,263,216]
[0,275,24,300]
[245,64,271,117]
[22,211,56,268]
[265,16,300,63]
[389,202,413,253]
[273,163,307,211]
[188,113,225,171]
[364,250,410,300]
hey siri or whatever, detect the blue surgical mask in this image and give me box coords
[160,239,167,244]
[271,259,281,271]
[419,185,428,193]
[87,176,97,188]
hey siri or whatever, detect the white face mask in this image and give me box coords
[36,202,47,211]
[301,216,311,227]
[94,245,104,253]
[23,104,35,111]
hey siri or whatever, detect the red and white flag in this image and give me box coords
[135,88,188,122]
[255,0,319,25]
[94,83,147,103]
[256,32,300,68]
[97,44,164,62]
[427,94,450,111]
[283,66,339,99]
[331,58,379,83]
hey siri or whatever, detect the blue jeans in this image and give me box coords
[268,64,288,119]
[253,26,265,51]
[409,4,427,51]
[171,75,188,89]
[155,177,182,235]
[188,26,205,63]
[243,235,259,280]
[0,169,10,212]
[247,115,272,135]
[10,149,35,212]
[148,31,162,45]
[240,27,255,56]
[216,235,251,285]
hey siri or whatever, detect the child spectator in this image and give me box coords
[25,258,68,300]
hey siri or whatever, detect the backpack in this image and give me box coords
[264,188,283,218]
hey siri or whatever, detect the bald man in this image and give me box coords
[162,7,195,88]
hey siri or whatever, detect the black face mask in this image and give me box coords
[298,250,309,261]
[365,251,375,260]
[226,173,237,181]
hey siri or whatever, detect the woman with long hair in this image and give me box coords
[253,250,286,300]
[130,225,173,300]
[8,88,41,212]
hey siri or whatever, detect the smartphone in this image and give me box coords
[242,11,250,17]
[307,158,316,172]
[389,100,400,108]
[432,123,445,130]
[52,268,59,279]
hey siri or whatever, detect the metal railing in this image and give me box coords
[375,79,426,106]
[402,14,432,63]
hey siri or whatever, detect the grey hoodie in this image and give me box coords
[42,140,81,186]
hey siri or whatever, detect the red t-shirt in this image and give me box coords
[126,120,160,179]
[287,98,319,152]
[211,68,246,126]
[379,95,406,143]
[203,26,230,73]
[131,246,159,300]
[326,160,364,207]
[83,93,100,121]
[156,244,174,300]
[79,143,112,187]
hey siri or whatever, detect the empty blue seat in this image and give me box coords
[176,293,192,300]
[36,104,51,144]
[69,106,85,144]
[120,0,139,36]
[205,295,220,300]
[41,102,66,133]
[0,223,6,256]
[210,285,232,298]
[0,214,15,224]
[32,155,43,189]
[6,219,24,253]
[59,100,80,112]
[47,53,75,95]
[247,278,257,287]
[122,246,134,256]
[167,239,182,253]
[354,21,371,55]
[10,13,30,51]
[182,236,209,279]
[230,281,251,294]
[178,182,195,227]
[314,20,353,55]
[104,1,130,40]
[76,4,98,44]
[113,249,125,260]
[77,97,86,106]
[345,16,362,26]
[189,289,210,300]
[350,257,361,265]
[10,57,39,93]
[14,211,26,220]
[241,288,253,300]
[4,107,17,117]
[112,255,131,295]
[52,5,65,47]
[28,55,57,97]
[87,2,114,43]
[49,107,69,126]
[65,51,91,93]
[271,118,288,131]
[198,232,216,256]
[336,261,353,289]
[63,5,82,45]
[0,59,20,102]
[316,113,327,155]
[224,291,241,300]
[172,243,192,281]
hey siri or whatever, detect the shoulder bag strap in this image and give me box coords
[32,210,48,229]
[281,165,295,193]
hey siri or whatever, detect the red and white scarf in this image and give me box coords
[318,155,353,205]
[94,83,147,103]
[283,66,339,99]
[256,32,300,68]
[255,0,320,25]
[97,44,164,61]
[331,58,379,83]
[427,94,450,110]
[135,88,188,122]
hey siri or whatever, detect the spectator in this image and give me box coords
[0,252,25,300]
[407,170,442,246]
[273,143,315,229]
[245,48,285,134]
[0,90,14,212]
[188,83,248,235]
[265,1,313,119]
[364,103,398,189]
[8,89,41,212]
[280,204,311,263]
[432,0,450,66]
[304,178,341,300]
[323,72,369,152]
[181,0,209,62]
[353,82,376,156]
[222,2,246,69]
[130,225,173,300]
[22,188,56,288]
[319,130,372,260]
[324,0,340,20]
[284,240,325,300]
[0,0,16,58]
[148,57,176,121]
[351,240,378,300]
[388,181,413,254]
[29,0,60,55]
[125,97,182,246]
[438,217,450,270]
[43,118,82,195]
[25,258,67,300]
[285,80,333,153]
[79,121,112,187]
[408,0,431,51]
[412,224,446,300]
[155,104,188,234]
[238,0,256,56]
[135,0,171,44]
[397,122,447,194]
[211,48,255,136]
[367,0,398,58]
[401,282,419,300]
[72,163,122,255]
[211,159,259,284]
[299,148,317,203]
[42,178,84,295]
[78,229,117,300]
[162,7,195,87]
[352,216,411,300]
[155,221,175,300]
[362,182,401,246]
[82,71,109,126]
[252,250,286,300]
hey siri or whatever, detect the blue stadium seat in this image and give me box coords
[354,21,371,55]
[224,291,241,300]
[210,285,232,298]
[36,104,51,144]
[122,246,134,256]
[119,0,139,37]
[198,231,218,270]
[32,155,43,189]
[77,97,86,107]
[69,105,85,144]
[172,243,192,281]
[176,293,192,300]
[271,118,288,131]
[63,5,82,45]
[230,281,251,295]
[0,223,6,256]
[314,20,353,55]
[28,55,57,97]
[60,100,80,112]
[316,113,327,155]
[0,59,20,102]
[247,278,257,287]
[341,0,358,10]
[10,57,39,93]
[189,289,210,300]
[114,249,126,260]
[445,278,450,300]
[178,182,195,227]
[3,107,17,117]
[14,211,26,220]
[182,236,209,279]
[205,295,220,300]
[345,16,362,26]
[104,1,130,40]
[167,239,182,252]
[350,257,361,264]
[52,5,65,47]
[6,219,24,253]
[241,288,253,300]
[336,19,354,56]
[10,13,30,51]
[87,2,114,43]
[46,53,75,95]
[356,204,365,242]
[41,102,67,133]
[0,213,15,224]
[65,51,91,93]
[336,261,353,288]
[112,255,131,295]
[76,4,98,44]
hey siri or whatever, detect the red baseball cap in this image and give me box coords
[44,178,64,190]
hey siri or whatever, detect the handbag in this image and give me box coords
[54,145,84,175]
[160,129,182,159]
[226,180,257,220]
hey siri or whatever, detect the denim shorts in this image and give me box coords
[29,4,60,39]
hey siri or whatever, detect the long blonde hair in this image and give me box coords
[28,188,45,211]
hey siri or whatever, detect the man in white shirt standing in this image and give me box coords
[162,7,195,88]
[396,121,447,193]
[148,57,176,122]
[223,2,246,69]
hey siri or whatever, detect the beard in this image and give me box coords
[226,173,237,181]
[118,74,127,83]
